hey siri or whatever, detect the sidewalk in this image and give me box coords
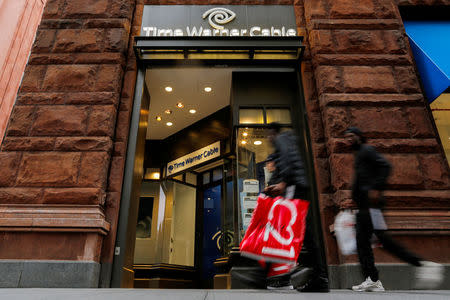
[0,289,449,300]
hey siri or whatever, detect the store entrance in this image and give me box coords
[111,61,326,289]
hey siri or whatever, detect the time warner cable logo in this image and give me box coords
[202,7,236,30]
[142,7,297,37]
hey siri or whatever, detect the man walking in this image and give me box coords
[264,122,329,292]
[344,127,444,292]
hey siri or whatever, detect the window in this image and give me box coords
[239,108,264,124]
[238,107,292,125]
[266,108,291,124]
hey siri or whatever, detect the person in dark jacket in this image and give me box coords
[345,127,443,292]
[264,122,329,292]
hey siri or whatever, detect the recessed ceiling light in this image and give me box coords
[189,109,196,114]
[254,140,262,145]
[243,132,248,137]
[156,116,162,121]
[166,122,173,126]
[241,140,247,145]
[165,86,173,92]
[204,87,212,92]
[176,102,184,108]
[165,109,172,114]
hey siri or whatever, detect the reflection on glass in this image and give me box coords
[239,108,264,124]
[136,197,153,238]
[236,127,274,242]
[134,181,196,266]
[203,172,210,185]
[266,108,291,124]
[185,172,197,186]
[212,168,223,182]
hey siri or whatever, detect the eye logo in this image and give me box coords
[202,7,236,30]
[168,165,174,172]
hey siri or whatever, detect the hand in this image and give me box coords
[270,182,287,196]
[263,185,273,194]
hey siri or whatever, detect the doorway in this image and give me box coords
[110,38,326,289]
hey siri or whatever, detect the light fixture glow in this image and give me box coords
[165,109,172,114]
[150,172,160,180]
[189,109,196,114]
[176,102,184,108]
[165,86,173,92]
[156,116,162,121]
[253,140,262,145]
[204,87,212,92]
[241,140,247,145]
[243,132,248,137]
[166,122,173,126]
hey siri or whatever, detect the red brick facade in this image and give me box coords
[0,0,449,287]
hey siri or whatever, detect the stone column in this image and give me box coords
[0,0,134,288]
[302,0,450,289]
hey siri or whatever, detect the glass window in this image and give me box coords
[202,172,210,185]
[212,168,223,182]
[430,93,450,166]
[266,108,291,124]
[239,108,264,124]
[136,196,154,239]
[185,172,197,186]
[236,127,274,241]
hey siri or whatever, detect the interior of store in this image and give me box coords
[122,66,309,288]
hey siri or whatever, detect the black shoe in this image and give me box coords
[290,267,313,289]
[267,273,293,290]
[297,277,330,293]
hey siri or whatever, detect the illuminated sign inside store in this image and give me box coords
[166,141,220,176]
[141,5,298,37]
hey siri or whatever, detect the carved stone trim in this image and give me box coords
[0,205,110,235]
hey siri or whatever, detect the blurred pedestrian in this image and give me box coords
[264,122,329,292]
[344,127,444,292]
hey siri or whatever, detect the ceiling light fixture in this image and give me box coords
[253,140,262,145]
[204,87,212,92]
[155,116,162,121]
[166,122,173,126]
[243,132,248,137]
[189,109,196,114]
[176,102,184,108]
[165,86,173,92]
[241,140,247,145]
[165,109,172,114]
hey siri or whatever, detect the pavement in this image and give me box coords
[0,289,449,300]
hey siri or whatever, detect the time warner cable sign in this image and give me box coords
[141,5,297,37]
[166,141,220,176]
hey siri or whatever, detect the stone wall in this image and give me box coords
[302,0,450,268]
[0,0,135,287]
[0,0,449,288]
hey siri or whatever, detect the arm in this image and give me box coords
[364,146,391,200]
[368,147,391,191]
[273,132,308,188]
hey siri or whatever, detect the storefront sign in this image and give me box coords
[166,141,220,176]
[141,5,297,37]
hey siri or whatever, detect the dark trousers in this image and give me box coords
[356,209,422,282]
[297,206,328,279]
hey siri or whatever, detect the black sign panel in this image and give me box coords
[140,5,298,37]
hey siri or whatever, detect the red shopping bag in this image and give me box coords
[240,194,309,264]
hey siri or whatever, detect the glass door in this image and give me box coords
[201,184,222,282]
[235,127,275,242]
